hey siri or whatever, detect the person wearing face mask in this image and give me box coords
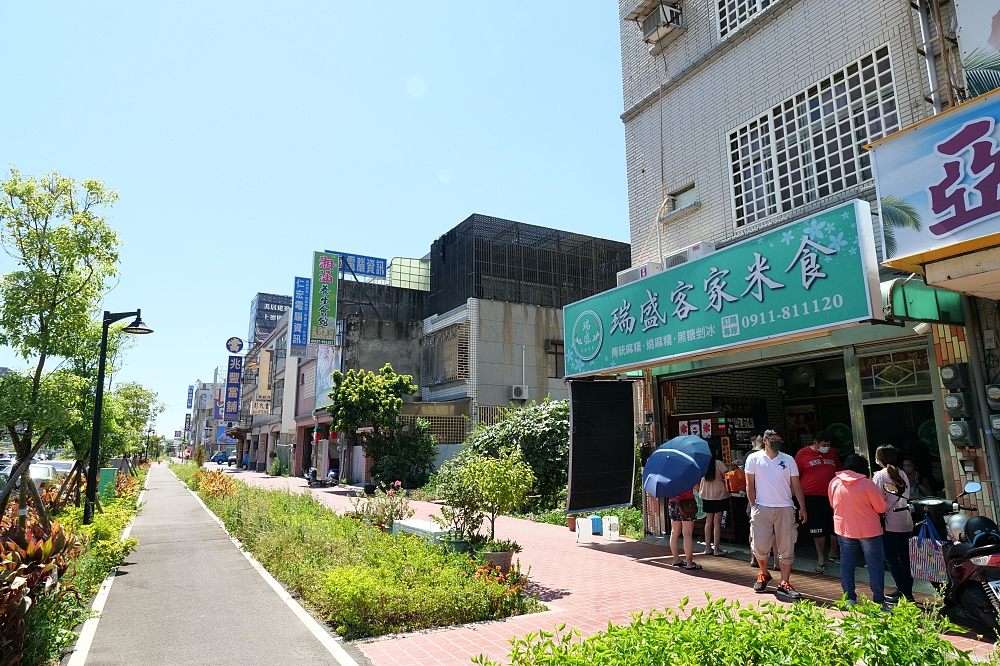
[794,431,842,573]
[745,429,808,600]
[901,455,934,498]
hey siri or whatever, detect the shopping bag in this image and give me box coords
[724,468,746,493]
[909,519,947,583]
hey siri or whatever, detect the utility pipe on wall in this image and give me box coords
[961,295,1000,521]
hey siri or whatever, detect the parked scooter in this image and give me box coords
[305,466,338,488]
[901,481,1000,630]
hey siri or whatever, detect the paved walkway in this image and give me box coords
[79,464,339,666]
[222,466,994,665]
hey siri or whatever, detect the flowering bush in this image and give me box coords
[193,469,237,499]
[115,473,141,500]
[348,481,414,529]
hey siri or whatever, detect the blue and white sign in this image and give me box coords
[870,88,1000,269]
[186,385,194,409]
[223,356,243,421]
[216,425,236,446]
[290,277,311,356]
[226,337,244,353]
[328,250,387,279]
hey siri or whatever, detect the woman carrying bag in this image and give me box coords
[828,454,888,607]
[699,443,730,557]
[873,445,914,603]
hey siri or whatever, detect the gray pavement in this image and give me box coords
[79,464,340,666]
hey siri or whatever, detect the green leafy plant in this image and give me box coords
[368,417,438,488]
[347,480,415,529]
[469,448,534,542]
[268,457,282,477]
[466,400,568,511]
[193,446,206,468]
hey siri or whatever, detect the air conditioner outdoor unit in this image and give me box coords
[662,241,716,271]
[641,4,682,44]
[616,261,662,287]
[511,385,529,401]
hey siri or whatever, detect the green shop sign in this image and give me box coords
[564,200,882,377]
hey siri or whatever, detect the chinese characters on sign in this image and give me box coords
[290,277,311,356]
[184,413,191,436]
[330,251,387,279]
[186,385,194,409]
[927,118,1000,236]
[223,355,243,421]
[564,200,880,376]
[310,252,338,343]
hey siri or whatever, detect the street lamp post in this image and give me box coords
[84,309,153,525]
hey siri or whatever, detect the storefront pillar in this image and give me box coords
[842,346,868,460]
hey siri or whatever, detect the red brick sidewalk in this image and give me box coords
[222,467,994,665]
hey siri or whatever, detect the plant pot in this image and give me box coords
[441,538,470,553]
[567,515,577,531]
[477,550,514,573]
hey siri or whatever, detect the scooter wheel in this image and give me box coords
[959,584,1000,633]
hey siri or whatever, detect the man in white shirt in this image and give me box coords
[745,429,808,600]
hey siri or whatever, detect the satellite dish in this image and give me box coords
[790,364,817,385]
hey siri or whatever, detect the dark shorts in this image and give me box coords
[805,494,834,537]
[701,498,729,514]
[668,501,695,522]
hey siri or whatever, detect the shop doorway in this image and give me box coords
[863,400,940,490]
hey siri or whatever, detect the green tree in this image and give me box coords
[466,400,569,510]
[467,448,534,542]
[0,169,120,524]
[368,418,438,488]
[105,382,163,460]
[327,363,417,439]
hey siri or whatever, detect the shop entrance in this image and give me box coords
[863,400,940,491]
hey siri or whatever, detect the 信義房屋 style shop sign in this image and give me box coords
[563,199,882,377]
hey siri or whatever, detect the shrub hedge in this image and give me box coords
[175,466,542,639]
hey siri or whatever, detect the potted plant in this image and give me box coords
[469,535,522,572]
[567,515,577,531]
[432,452,485,552]
[347,480,414,532]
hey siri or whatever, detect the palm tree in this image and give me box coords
[964,48,1000,98]
[880,195,922,258]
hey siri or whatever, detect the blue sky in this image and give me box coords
[0,2,629,436]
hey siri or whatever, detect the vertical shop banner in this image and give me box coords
[314,344,342,411]
[186,385,194,409]
[183,413,191,436]
[310,252,338,343]
[290,277,311,356]
[563,200,881,377]
[870,89,1000,269]
[224,355,243,421]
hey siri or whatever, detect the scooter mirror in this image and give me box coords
[964,481,982,494]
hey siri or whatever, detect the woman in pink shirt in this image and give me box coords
[828,454,887,607]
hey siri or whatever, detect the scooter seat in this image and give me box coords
[948,542,975,559]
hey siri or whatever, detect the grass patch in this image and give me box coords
[473,596,994,666]
[174,466,543,640]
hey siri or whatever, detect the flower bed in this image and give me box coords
[472,596,994,666]
[172,464,542,639]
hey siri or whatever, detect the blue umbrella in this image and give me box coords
[642,435,712,498]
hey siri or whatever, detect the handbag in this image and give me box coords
[724,468,746,493]
[909,519,947,582]
[678,498,699,517]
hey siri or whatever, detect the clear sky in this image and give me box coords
[0,2,629,436]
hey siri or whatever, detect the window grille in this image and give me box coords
[399,415,469,444]
[858,348,932,400]
[477,405,518,427]
[421,323,469,386]
[546,340,565,379]
[729,46,899,228]
[717,0,777,39]
[303,367,316,399]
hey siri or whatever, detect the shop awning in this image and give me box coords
[880,277,964,324]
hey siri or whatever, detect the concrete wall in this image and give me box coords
[475,299,568,408]
[619,0,942,263]
[342,314,423,396]
[337,281,429,322]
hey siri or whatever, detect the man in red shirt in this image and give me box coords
[794,431,841,572]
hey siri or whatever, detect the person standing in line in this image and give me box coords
[699,442,730,557]
[668,487,701,571]
[873,445,914,603]
[828,454,888,608]
[744,435,773,568]
[794,431,842,573]
[746,429,808,599]
[901,456,934,498]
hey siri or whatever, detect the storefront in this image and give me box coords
[563,198,968,537]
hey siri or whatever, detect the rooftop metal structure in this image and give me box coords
[429,214,631,315]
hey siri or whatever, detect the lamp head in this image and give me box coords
[123,309,153,335]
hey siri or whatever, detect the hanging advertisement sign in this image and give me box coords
[216,425,236,446]
[563,200,881,377]
[184,413,191,435]
[310,252,338,343]
[186,385,194,409]
[329,250,387,279]
[290,277,311,356]
[249,399,272,415]
[954,2,1000,96]
[174,430,182,439]
[314,344,342,411]
[224,356,243,421]
[256,349,272,400]
[870,89,1000,272]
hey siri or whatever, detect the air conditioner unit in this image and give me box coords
[662,241,717,271]
[616,261,662,287]
[641,4,682,44]
[511,385,529,401]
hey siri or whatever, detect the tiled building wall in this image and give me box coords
[932,324,995,517]
[618,0,946,264]
[665,365,786,431]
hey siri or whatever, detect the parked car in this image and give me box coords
[227,453,237,467]
[241,454,249,470]
[47,460,75,475]
[210,450,229,465]
[30,464,59,490]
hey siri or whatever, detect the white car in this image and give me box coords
[28,464,59,490]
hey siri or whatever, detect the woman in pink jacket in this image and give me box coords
[828,454,888,607]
